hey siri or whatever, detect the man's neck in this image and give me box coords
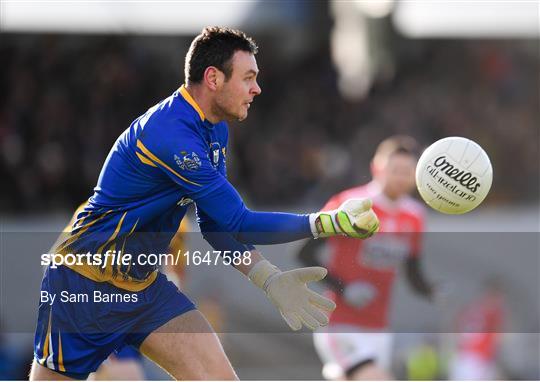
[185,84,221,124]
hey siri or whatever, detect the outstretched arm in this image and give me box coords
[194,177,379,244]
[139,126,378,245]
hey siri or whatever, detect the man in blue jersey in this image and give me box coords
[30,26,380,380]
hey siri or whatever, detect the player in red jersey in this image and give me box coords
[297,136,435,380]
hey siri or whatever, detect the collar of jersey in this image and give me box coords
[179,84,205,120]
[179,85,218,129]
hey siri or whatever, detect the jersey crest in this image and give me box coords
[175,151,201,171]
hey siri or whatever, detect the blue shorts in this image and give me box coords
[33,266,196,379]
[114,345,142,360]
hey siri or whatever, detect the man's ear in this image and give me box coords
[203,66,225,91]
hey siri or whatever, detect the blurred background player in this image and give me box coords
[297,136,435,380]
[449,277,506,380]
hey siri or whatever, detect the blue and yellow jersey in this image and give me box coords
[54,86,231,291]
[53,85,311,292]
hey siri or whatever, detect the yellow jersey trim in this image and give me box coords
[61,211,158,292]
[136,139,201,186]
[121,219,139,279]
[58,333,66,372]
[57,210,113,254]
[179,85,205,121]
[54,209,157,292]
[39,310,52,365]
[64,262,158,292]
[136,151,158,167]
[97,212,127,280]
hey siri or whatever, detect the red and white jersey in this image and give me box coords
[323,181,425,329]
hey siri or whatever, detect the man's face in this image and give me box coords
[213,50,261,122]
[377,153,417,199]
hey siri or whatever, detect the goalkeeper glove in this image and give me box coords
[248,260,336,331]
[309,198,379,239]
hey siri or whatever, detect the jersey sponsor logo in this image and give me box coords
[175,151,201,171]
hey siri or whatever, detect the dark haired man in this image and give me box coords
[30,27,379,380]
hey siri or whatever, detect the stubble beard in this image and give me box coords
[213,98,245,123]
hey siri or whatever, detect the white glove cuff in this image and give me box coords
[248,260,281,291]
[309,211,342,239]
[308,213,320,238]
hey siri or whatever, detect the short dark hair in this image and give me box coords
[185,26,258,85]
[373,135,420,168]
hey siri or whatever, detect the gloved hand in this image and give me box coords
[310,198,379,239]
[343,281,377,308]
[248,260,336,331]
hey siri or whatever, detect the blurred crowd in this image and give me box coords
[0,33,537,212]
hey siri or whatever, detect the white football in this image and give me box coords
[415,137,493,214]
